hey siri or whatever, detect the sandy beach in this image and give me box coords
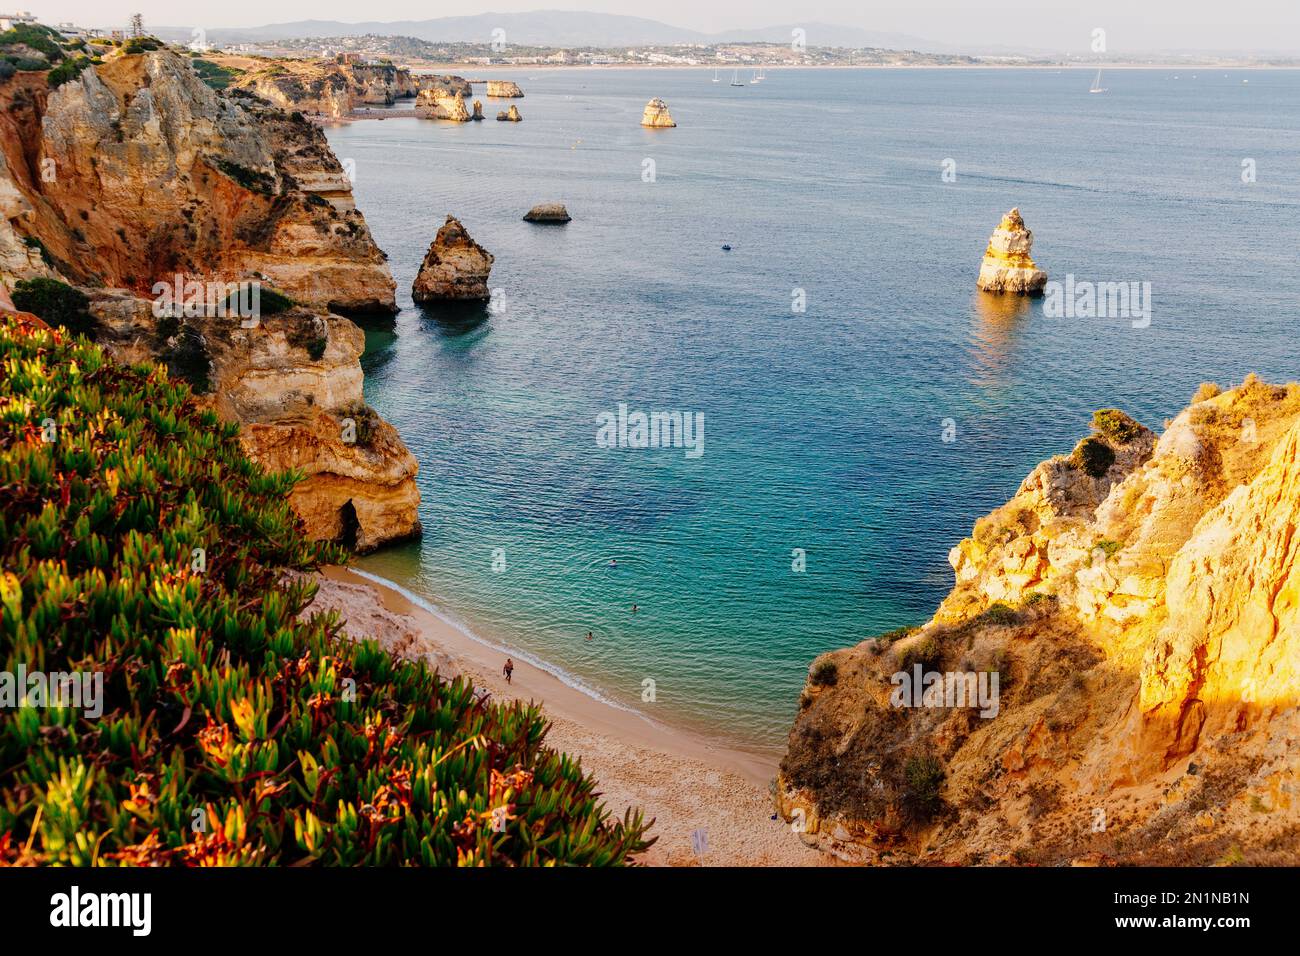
[311,566,825,866]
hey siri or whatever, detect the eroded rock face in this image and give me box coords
[470,99,484,121]
[976,207,1047,294]
[485,80,523,98]
[496,105,522,122]
[415,88,470,121]
[779,378,1300,865]
[412,215,493,302]
[0,49,419,551]
[0,49,396,313]
[640,97,676,128]
[417,73,473,98]
[227,57,426,115]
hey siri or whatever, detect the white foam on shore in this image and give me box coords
[347,566,656,724]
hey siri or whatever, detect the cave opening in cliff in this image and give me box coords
[339,499,360,551]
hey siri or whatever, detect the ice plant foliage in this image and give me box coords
[0,315,652,866]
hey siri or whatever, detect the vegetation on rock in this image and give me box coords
[0,315,652,865]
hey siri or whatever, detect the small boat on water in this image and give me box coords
[712,68,719,83]
[729,69,744,87]
[721,244,732,251]
[1089,68,1108,93]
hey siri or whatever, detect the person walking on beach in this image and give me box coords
[503,658,514,684]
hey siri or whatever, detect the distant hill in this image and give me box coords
[151,11,954,52]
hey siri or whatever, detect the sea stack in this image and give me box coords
[523,202,572,223]
[486,80,524,98]
[496,105,522,122]
[415,89,470,121]
[412,215,494,302]
[640,97,676,128]
[470,99,484,120]
[976,207,1047,294]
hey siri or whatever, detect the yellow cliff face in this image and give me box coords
[779,377,1300,865]
[976,207,1047,294]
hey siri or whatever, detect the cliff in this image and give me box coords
[219,55,425,116]
[976,207,1047,294]
[779,378,1300,865]
[412,215,493,302]
[0,46,419,551]
[640,97,676,128]
[485,80,524,98]
[415,88,470,121]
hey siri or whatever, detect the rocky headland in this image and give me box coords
[412,215,494,303]
[485,80,524,98]
[779,378,1300,865]
[640,97,676,128]
[0,45,420,551]
[976,207,1047,294]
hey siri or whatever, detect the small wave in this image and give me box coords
[346,567,656,724]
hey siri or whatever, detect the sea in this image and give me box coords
[324,66,1300,756]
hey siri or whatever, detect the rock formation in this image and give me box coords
[485,80,524,98]
[412,215,494,303]
[496,105,522,122]
[976,207,1047,293]
[779,378,1300,865]
[523,202,572,223]
[640,97,676,128]
[417,73,473,98]
[0,47,420,551]
[415,88,470,121]
[470,99,484,121]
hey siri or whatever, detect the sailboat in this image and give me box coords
[1089,68,1107,93]
[712,68,719,83]
[729,69,744,87]
[749,68,761,84]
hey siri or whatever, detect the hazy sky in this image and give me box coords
[22,1,1300,52]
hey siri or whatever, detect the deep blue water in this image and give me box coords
[326,67,1300,754]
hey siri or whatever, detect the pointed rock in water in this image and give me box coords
[471,99,485,121]
[640,97,676,128]
[523,203,571,223]
[496,105,522,122]
[976,207,1047,294]
[412,215,494,302]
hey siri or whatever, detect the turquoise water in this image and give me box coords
[326,68,1300,755]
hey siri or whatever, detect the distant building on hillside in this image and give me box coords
[0,10,38,31]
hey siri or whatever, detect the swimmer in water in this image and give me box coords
[586,631,593,641]
[631,604,638,613]
[608,559,617,568]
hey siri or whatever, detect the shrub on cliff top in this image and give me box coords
[0,316,652,865]
[1070,435,1115,478]
[1091,408,1143,445]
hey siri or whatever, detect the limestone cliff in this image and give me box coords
[0,46,419,551]
[640,97,676,128]
[779,378,1300,865]
[976,207,1047,294]
[496,105,522,123]
[0,48,395,312]
[485,80,523,98]
[415,88,470,122]
[412,215,493,303]
[221,56,437,116]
